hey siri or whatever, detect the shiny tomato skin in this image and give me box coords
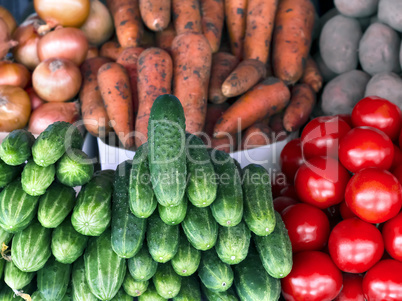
[294,156,351,209]
[301,116,351,160]
[363,259,402,301]
[345,168,402,223]
[382,212,402,261]
[400,130,402,149]
[281,251,343,301]
[392,164,402,184]
[336,114,353,127]
[351,96,402,141]
[334,273,365,301]
[339,126,394,173]
[280,185,299,199]
[339,201,357,220]
[328,218,384,273]
[281,203,330,252]
[391,145,402,171]
[280,138,304,183]
[273,196,299,214]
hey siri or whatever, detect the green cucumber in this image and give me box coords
[171,232,201,277]
[242,164,276,236]
[198,249,234,293]
[254,211,293,278]
[51,218,88,264]
[0,228,12,246]
[209,150,243,227]
[0,129,35,166]
[71,170,114,236]
[84,229,126,301]
[234,249,281,301]
[56,149,94,187]
[201,285,239,301]
[32,121,83,167]
[21,160,55,196]
[112,161,146,258]
[173,276,201,301]
[0,259,4,278]
[31,291,45,300]
[0,285,32,300]
[37,256,71,301]
[147,214,179,263]
[182,205,218,251]
[138,283,166,301]
[123,272,149,297]
[148,94,187,207]
[185,134,217,207]
[158,197,187,225]
[153,263,181,299]
[216,221,251,265]
[0,178,39,233]
[37,182,76,228]
[71,257,98,301]
[11,220,51,272]
[0,158,22,188]
[4,261,35,290]
[129,143,157,219]
[127,244,158,281]
[110,288,132,301]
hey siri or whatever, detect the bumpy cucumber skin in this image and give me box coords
[110,288,133,301]
[182,204,218,251]
[138,283,166,301]
[56,149,94,187]
[11,220,51,272]
[37,256,71,301]
[0,158,22,188]
[158,197,188,225]
[147,214,179,263]
[242,164,276,236]
[173,276,201,301]
[209,150,243,227]
[254,212,293,278]
[0,178,39,233]
[4,260,35,290]
[71,256,98,301]
[112,161,146,258]
[148,94,187,207]
[128,244,158,282]
[216,221,251,265]
[201,284,239,301]
[153,263,182,299]
[21,160,55,196]
[0,129,35,166]
[186,134,217,207]
[129,143,157,219]
[84,229,126,301]
[123,272,149,297]
[171,233,201,277]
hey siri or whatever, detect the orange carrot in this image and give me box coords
[269,112,287,142]
[283,83,316,132]
[100,41,124,61]
[116,47,144,116]
[172,32,212,134]
[200,0,224,53]
[224,0,247,59]
[172,0,202,35]
[139,0,170,31]
[240,122,273,150]
[221,58,266,97]
[98,62,134,149]
[272,0,315,84]
[106,0,143,48]
[155,23,176,53]
[86,46,99,60]
[210,136,238,153]
[301,56,323,93]
[213,77,290,138]
[209,52,239,104]
[204,103,230,137]
[135,47,173,148]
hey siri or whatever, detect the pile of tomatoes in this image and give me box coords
[276,96,402,301]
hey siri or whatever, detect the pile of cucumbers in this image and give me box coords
[0,94,292,301]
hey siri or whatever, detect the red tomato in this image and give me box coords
[382,212,402,261]
[336,114,353,127]
[351,96,402,141]
[391,145,402,171]
[281,203,330,252]
[280,185,298,199]
[271,171,288,198]
[273,196,299,214]
[281,251,343,301]
[363,259,402,301]
[400,130,402,149]
[393,164,402,184]
[294,156,351,209]
[280,138,304,183]
[335,273,364,301]
[339,201,357,220]
[345,168,402,223]
[339,127,394,173]
[301,116,351,160]
[328,218,384,273]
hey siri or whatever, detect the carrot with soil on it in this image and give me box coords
[100,41,124,61]
[269,112,287,142]
[172,0,202,35]
[272,0,316,84]
[155,23,176,53]
[98,62,134,149]
[208,52,239,104]
[213,77,291,138]
[225,0,247,59]
[200,0,225,53]
[172,32,212,134]
[301,56,323,93]
[106,0,143,48]
[221,58,266,97]
[139,0,170,32]
[135,47,173,148]
[240,122,273,150]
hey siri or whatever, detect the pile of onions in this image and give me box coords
[0,86,31,132]
[0,61,30,88]
[0,6,17,35]
[26,87,45,111]
[28,102,80,134]
[37,27,89,66]
[32,58,82,103]
[80,0,114,46]
[0,18,17,58]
